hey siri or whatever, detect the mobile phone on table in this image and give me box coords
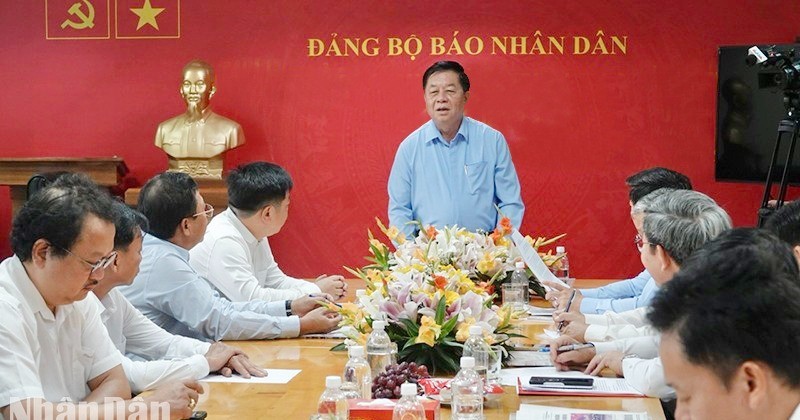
[187,411,207,419]
[529,376,594,389]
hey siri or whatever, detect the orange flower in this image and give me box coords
[490,229,502,245]
[478,281,495,295]
[498,217,513,235]
[434,275,448,290]
[425,225,438,240]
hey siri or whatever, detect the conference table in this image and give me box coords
[197,279,666,419]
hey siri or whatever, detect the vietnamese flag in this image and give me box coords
[46,0,111,40]
[115,0,179,39]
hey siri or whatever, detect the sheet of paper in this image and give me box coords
[507,350,554,367]
[200,369,301,384]
[515,403,648,420]
[511,367,644,396]
[528,306,556,316]
[511,229,569,289]
[302,328,347,339]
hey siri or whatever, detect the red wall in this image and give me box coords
[1,1,798,279]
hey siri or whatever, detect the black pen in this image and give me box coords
[557,289,577,332]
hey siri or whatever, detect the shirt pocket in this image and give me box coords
[204,137,228,146]
[464,161,489,195]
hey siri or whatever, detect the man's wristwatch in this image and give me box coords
[285,300,293,316]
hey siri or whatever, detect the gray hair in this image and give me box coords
[639,189,732,265]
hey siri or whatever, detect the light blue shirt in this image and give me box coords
[388,117,524,238]
[119,235,300,341]
[579,269,658,314]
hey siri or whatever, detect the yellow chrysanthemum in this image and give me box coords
[443,290,460,305]
[455,317,476,342]
[416,316,442,347]
[476,253,496,274]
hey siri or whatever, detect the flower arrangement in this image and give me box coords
[326,218,564,375]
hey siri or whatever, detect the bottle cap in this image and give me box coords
[326,376,341,388]
[348,346,365,357]
[372,320,386,330]
[401,382,418,397]
[468,325,483,336]
[556,246,566,253]
[515,261,525,269]
[460,356,475,368]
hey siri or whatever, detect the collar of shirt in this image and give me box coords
[7,255,69,322]
[790,403,800,420]
[144,234,191,262]
[92,291,113,323]
[423,116,470,146]
[222,208,260,246]
[183,108,214,126]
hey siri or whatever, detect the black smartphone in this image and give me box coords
[187,411,207,419]
[529,376,594,389]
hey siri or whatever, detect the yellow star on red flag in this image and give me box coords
[130,0,165,30]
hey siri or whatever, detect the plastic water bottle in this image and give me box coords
[505,261,529,310]
[462,325,490,381]
[555,246,570,279]
[392,382,425,420]
[341,345,372,399]
[451,357,483,420]
[317,376,348,420]
[366,320,394,378]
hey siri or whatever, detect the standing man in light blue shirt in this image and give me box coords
[388,61,524,238]
[547,167,693,314]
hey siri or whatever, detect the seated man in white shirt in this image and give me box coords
[549,189,732,399]
[92,201,265,393]
[648,228,800,420]
[0,173,199,419]
[190,161,346,302]
[546,167,692,314]
[120,172,340,341]
[555,188,731,342]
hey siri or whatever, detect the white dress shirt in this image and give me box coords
[790,404,800,420]
[584,306,658,342]
[190,208,320,302]
[592,335,675,399]
[0,256,121,407]
[95,289,211,393]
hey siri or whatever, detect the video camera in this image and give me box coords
[747,46,800,91]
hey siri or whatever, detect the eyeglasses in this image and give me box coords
[51,242,118,274]
[191,203,214,220]
[634,234,656,252]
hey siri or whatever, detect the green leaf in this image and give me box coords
[439,315,459,338]
[396,318,420,336]
[434,296,447,325]
[330,342,347,352]
[529,276,547,299]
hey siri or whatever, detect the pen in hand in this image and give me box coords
[557,343,595,352]
[557,289,577,332]
[309,293,342,307]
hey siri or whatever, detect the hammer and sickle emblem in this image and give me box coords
[60,0,95,30]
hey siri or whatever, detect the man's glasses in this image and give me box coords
[634,234,656,252]
[51,242,118,274]
[191,203,214,220]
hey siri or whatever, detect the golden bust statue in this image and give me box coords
[155,60,245,178]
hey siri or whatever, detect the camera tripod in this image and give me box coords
[757,91,800,227]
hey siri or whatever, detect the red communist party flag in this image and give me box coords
[46,0,111,39]
[115,0,179,39]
